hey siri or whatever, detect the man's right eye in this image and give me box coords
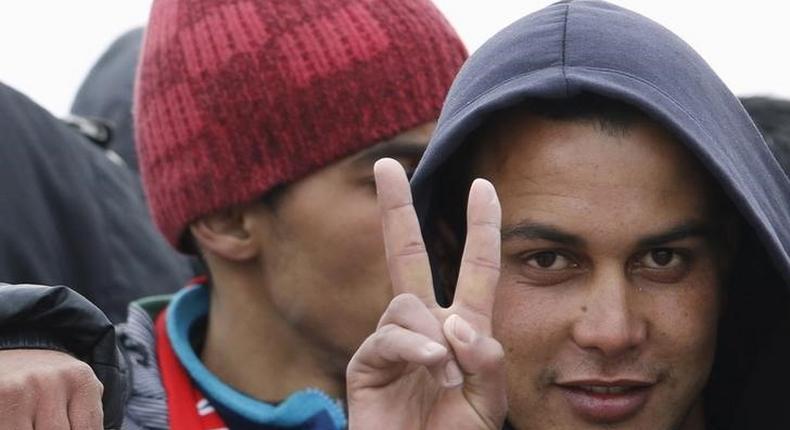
[523,251,576,270]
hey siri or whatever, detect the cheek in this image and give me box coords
[492,279,588,424]
[646,276,721,367]
[270,191,393,355]
[294,196,389,299]
[286,189,385,267]
[492,278,579,379]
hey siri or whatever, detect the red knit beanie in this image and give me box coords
[134,0,467,251]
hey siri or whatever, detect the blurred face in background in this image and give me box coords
[248,123,434,370]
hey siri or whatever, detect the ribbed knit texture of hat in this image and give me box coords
[134,0,467,251]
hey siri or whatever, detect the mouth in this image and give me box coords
[555,380,655,423]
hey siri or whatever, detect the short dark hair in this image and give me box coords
[740,96,790,176]
[426,93,648,300]
[503,92,646,136]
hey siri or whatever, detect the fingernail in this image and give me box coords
[450,314,476,344]
[421,342,447,358]
[444,360,463,387]
[473,178,497,205]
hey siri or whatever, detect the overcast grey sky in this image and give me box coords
[1,0,788,116]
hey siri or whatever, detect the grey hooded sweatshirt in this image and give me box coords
[411,1,790,428]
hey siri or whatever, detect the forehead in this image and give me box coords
[474,113,718,236]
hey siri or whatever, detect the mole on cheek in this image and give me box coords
[581,306,587,312]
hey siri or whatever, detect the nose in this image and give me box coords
[571,267,647,358]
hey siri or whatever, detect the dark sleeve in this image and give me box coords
[0,283,126,429]
[0,81,193,324]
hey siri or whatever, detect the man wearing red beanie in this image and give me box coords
[0,0,466,428]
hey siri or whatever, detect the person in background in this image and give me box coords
[0,82,192,323]
[741,96,790,175]
[69,27,144,174]
[0,0,466,429]
[67,26,203,276]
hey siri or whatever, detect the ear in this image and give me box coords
[189,205,262,262]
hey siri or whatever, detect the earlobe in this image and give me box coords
[189,207,261,261]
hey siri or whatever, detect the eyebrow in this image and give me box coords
[501,220,714,249]
[501,222,586,247]
[634,221,713,249]
[350,138,427,168]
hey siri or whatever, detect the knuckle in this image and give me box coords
[63,362,103,397]
[480,338,506,369]
[62,360,95,383]
[92,402,105,424]
[490,340,506,362]
[380,294,426,327]
[391,240,427,258]
[46,421,70,430]
[372,324,403,350]
[377,323,401,337]
[462,255,501,273]
[469,218,501,229]
[0,377,28,400]
[78,402,105,429]
[389,293,421,311]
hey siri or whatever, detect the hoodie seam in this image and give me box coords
[561,3,570,96]
[571,65,706,135]
[437,67,563,135]
[444,63,709,151]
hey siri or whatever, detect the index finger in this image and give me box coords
[452,178,502,334]
[374,158,436,306]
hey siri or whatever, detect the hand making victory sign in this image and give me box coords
[346,158,508,430]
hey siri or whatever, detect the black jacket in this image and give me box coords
[0,82,193,322]
[0,284,125,429]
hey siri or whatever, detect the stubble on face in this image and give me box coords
[470,111,722,430]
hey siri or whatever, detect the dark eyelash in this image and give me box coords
[519,249,579,267]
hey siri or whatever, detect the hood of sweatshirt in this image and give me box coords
[411,1,790,428]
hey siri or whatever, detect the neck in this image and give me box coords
[199,270,345,403]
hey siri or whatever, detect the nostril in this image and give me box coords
[572,309,646,357]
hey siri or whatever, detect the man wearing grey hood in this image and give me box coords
[347,1,790,429]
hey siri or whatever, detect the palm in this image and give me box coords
[347,159,506,430]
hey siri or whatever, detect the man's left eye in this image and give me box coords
[639,248,682,269]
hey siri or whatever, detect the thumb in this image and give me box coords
[443,314,508,429]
